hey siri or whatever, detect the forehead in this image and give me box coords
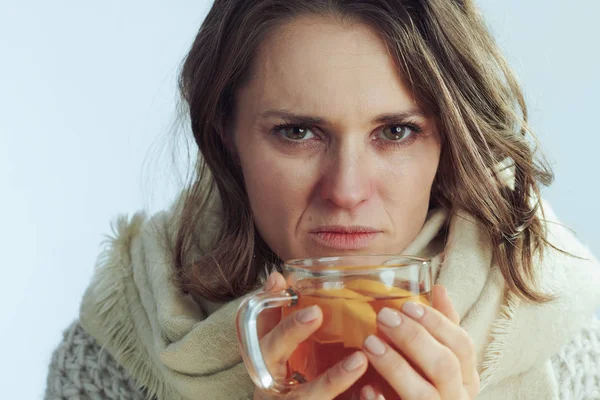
[238,16,419,123]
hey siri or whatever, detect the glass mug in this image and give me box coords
[236,255,433,400]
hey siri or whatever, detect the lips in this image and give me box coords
[309,226,381,250]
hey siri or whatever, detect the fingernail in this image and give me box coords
[361,385,377,400]
[378,307,402,327]
[363,335,386,356]
[441,285,448,297]
[296,305,320,323]
[264,274,276,291]
[342,352,365,372]
[402,301,425,319]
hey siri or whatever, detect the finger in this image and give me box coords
[433,284,479,395]
[257,272,287,339]
[265,272,286,292]
[289,351,368,399]
[360,385,385,400]
[260,305,323,376]
[362,334,439,399]
[432,285,460,325]
[400,301,478,387]
[375,307,463,399]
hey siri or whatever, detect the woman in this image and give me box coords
[45,0,600,399]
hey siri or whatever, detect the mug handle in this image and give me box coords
[236,288,300,394]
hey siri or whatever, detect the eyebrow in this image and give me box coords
[258,109,425,126]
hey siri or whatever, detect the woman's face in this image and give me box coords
[233,17,441,261]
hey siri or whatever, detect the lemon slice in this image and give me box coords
[344,278,430,310]
[301,287,377,348]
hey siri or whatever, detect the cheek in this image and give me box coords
[379,139,440,233]
[244,157,313,210]
[240,148,317,251]
[382,144,439,198]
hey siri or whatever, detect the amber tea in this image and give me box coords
[237,255,432,399]
[283,278,431,400]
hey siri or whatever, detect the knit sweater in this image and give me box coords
[46,317,600,400]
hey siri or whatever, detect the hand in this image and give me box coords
[253,272,368,400]
[359,285,480,400]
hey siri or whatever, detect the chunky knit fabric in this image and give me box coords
[551,318,600,400]
[45,321,150,400]
[46,318,600,400]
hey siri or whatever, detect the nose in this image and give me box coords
[319,142,373,210]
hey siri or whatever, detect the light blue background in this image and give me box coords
[0,1,598,398]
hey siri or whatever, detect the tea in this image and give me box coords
[282,278,431,400]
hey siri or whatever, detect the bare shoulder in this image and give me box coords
[45,321,149,400]
[551,317,600,399]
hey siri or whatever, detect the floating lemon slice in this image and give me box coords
[300,281,430,349]
[344,278,430,310]
[300,287,376,348]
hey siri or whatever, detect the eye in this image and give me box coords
[377,125,418,141]
[276,125,316,141]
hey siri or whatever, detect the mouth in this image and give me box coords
[309,226,382,250]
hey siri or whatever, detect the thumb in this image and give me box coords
[257,272,287,339]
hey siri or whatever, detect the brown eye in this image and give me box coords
[378,125,415,141]
[278,126,315,141]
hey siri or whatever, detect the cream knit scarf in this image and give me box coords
[80,195,600,400]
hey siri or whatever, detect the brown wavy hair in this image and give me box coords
[170,0,555,303]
